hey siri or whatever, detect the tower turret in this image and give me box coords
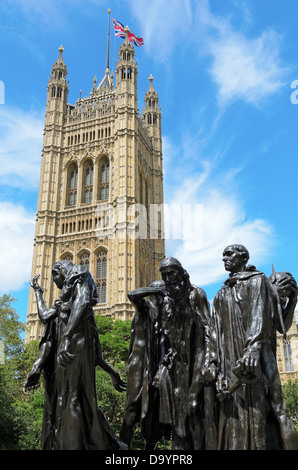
[26,46,69,340]
[115,27,138,109]
[143,74,162,145]
[46,45,68,116]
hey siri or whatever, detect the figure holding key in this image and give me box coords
[210,244,297,450]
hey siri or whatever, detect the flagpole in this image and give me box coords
[106,8,111,71]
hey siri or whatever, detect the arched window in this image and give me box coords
[84,161,93,203]
[145,179,149,214]
[284,342,294,372]
[61,253,73,262]
[139,172,144,205]
[96,250,107,304]
[79,252,90,270]
[68,164,78,206]
[99,158,110,201]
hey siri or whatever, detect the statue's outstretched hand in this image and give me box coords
[30,274,43,293]
[270,271,298,298]
[110,371,126,393]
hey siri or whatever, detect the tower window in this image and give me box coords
[51,86,56,97]
[84,161,93,203]
[145,179,149,215]
[96,250,107,304]
[284,342,294,372]
[68,164,78,206]
[121,68,126,80]
[61,253,73,262]
[139,172,144,205]
[127,68,131,80]
[99,158,110,201]
[57,87,62,98]
[79,252,90,270]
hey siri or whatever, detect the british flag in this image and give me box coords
[112,18,144,47]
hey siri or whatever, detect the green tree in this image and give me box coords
[0,294,25,449]
[15,340,44,450]
[95,316,130,434]
[95,315,131,365]
[0,294,44,450]
[283,378,298,426]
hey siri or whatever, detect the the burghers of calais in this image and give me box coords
[208,244,297,450]
[121,256,218,450]
[24,260,127,450]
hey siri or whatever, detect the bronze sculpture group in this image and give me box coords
[24,245,298,451]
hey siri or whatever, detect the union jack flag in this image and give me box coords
[112,18,144,47]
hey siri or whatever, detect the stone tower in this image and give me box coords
[26,28,165,342]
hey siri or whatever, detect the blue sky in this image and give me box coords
[0,0,298,325]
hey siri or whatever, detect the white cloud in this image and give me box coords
[129,0,192,62]
[206,29,288,107]
[0,106,44,189]
[162,130,274,287]
[129,0,288,106]
[165,176,274,287]
[0,202,35,293]
[193,0,289,107]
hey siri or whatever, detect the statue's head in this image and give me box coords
[222,244,250,273]
[159,257,190,299]
[52,260,74,289]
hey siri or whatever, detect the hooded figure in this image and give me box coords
[210,245,297,450]
[120,280,171,450]
[152,257,217,450]
[24,261,127,450]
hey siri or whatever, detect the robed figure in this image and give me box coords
[24,260,127,450]
[211,245,297,450]
[152,257,217,450]
[120,280,171,450]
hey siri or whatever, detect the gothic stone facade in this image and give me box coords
[26,31,165,341]
[276,307,298,384]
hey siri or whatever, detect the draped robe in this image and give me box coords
[41,265,125,450]
[212,268,297,450]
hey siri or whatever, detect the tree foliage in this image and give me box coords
[95,315,132,365]
[282,378,298,425]
[0,294,45,449]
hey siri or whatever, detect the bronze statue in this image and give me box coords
[210,244,297,450]
[24,261,127,450]
[120,280,171,450]
[122,257,217,450]
[155,257,217,450]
